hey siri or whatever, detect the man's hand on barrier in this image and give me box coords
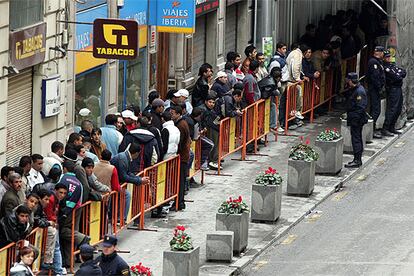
[141,177,150,185]
[236,110,243,116]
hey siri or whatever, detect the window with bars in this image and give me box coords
[9,0,44,30]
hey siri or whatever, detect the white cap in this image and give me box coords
[121,110,138,121]
[174,89,189,98]
[215,71,227,79]
[79,108,91,117]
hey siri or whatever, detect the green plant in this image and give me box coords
[130,262,152,276]
[316,128,342,141]
[289,136,319,161]
[169,225,193,251]
[255,167,283,185]
[218,196,249,214]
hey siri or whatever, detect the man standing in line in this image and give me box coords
[366,46,385,139]
[241,45,257,74]
[256,52,268,81]
[344,73,368,168]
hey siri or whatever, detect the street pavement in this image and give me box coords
[114,110,408,276]
[242,125,414,276]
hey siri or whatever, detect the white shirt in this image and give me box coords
[27,168,45,191]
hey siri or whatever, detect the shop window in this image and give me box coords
[9,0,43,30]
[75,68,104,128]
[185,35,193,73]
[118,53,144,111]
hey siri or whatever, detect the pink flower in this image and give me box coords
[305,138,310,145]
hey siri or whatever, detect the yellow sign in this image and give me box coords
[264,98,271,133]
[156,163,166,205]
[229,117,236,151]
[33,228,44,272]
[0,248,7,276]
[126,183,134,223]
[89,201,102,244]
[189,141,196,176]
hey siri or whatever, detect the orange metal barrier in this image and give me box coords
[242,102,258,158]
[217,115,243,175]
[189,139,204,183]
[139,155,181,229]
[0,242,17,275]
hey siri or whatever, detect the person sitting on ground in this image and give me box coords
[0,173,24,217]
[10,246,37,276]
[0,205,32,247]
[75,244,102,276]
[93,150,121,193]
[82,157,111,200]
[96,235,129,276]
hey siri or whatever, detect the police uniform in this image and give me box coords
[345,73,368,168]
[75,244,102,276]
[366,46,385,137]
[96,235,130,276]
[383,50,407,135]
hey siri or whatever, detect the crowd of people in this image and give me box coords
[0,2,407,275]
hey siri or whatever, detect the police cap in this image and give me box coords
[374,46,385,52]
[103,235,118,247]
[80,244,97,256]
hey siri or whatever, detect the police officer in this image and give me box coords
[382,50,407,136]
[75,244,102,276]
[96,235,130,276]
[367,46,385,139]
[344,72,368,168]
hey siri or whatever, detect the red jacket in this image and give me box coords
[44,194,59,222]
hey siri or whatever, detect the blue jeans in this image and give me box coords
[188,149,194,169]
[53,234,63,274]
[270,99,277,129]
[123,190,131,222]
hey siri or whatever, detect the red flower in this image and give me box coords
[176,225,185,231]
[333,128,337,132]
[305,138,310,145]
[238,196,242,201]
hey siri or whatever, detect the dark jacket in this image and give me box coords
[199,103,220,132]
[258,76,281,99]
[110,151,142,185]
[367,57,385,89]
[183,114,196,140]
[0,188,22,217]
[96,252,130,276]
[34,204,50,228]
[346,84,368,127]
[175,117,191,163]
[192,76,209,107]
[384,62,407,88]
[58,172,83,217]
[0,211,32,248]
[119,128,160,173]
[302,58,316,79]
[74,164,90,203]
[75,259,102,276]
[211,79,229,98]
[150,110,163,131]
[215,93,240,118]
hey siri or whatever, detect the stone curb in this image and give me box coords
[225,122,414,276]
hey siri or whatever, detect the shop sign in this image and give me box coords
[155,0,196,34]
[149,25,157,54]
[196,0,219,16]
[93,18,138,60]
[41,74,61,118]
[10,22,46,71]
[227,0,243,6]
[120,0,148,48]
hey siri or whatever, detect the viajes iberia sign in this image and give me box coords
[93,18,138,60]
[156,0,196,34]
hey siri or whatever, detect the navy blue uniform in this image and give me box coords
[346,84,368,161]
[75,259,102,276]
[383,62,406,132]
[96,252,130,276]
[366,57,385,125]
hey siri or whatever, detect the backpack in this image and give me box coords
[267,54,286,72]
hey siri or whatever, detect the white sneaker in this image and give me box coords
[209,162,219,169]
[295,111,304,120]
[61,268,67,275]
[277,127,285,133]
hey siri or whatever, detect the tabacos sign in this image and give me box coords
[156,0,196,34]
[93,18,138,60]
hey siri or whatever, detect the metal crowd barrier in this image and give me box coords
[189,139,204,183]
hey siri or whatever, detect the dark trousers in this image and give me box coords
[278,86,287,126]
[383,87,403,131]
[207,129,219,162]
[178,161,188,206]
[368,87,382,126]
[351,124,364,161]
[59,209,85,267]
[201,136,214,164]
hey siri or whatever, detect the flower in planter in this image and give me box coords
[289,136,319,161]
[130,262,152,276]
[218,196,249,214]
[316,128,342,142]
[255,167,283,185]
[169,225,194,251]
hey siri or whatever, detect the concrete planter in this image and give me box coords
[287,159,315,196]
[251,184,282,222]
[163,246,200,276]
[363,119,374,143]
[216,212,249,254]
[206,231,234,262]
[314,137,344,175]
[341,119,367,153]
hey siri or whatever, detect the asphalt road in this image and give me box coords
[242,128,414,276]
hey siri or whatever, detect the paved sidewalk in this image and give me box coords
[115,111,410,276]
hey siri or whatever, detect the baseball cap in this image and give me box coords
[79,108,91,117]
[346,72,359,81]
[215,71,227,79]
[374,46,385,52]
[152,98,165,108]
[173,89,189,98]
[121,110,138,121]
[79,244,97,256]
[102,235,118,247]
